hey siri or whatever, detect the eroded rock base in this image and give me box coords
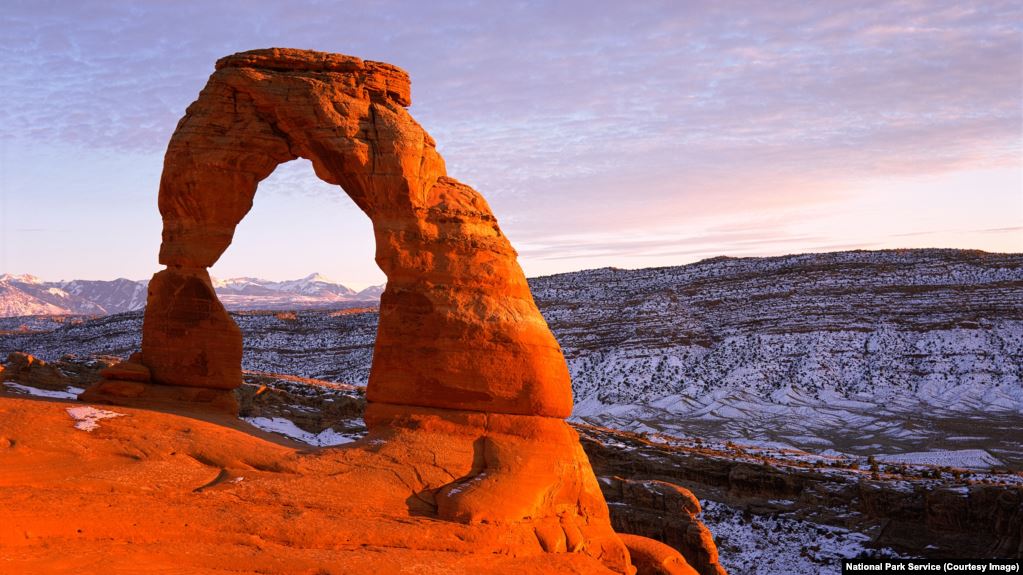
[363,403,635,571]
[619,534,699,575]
[78,379,239,415]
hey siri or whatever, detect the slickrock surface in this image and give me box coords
[0,396,625,575]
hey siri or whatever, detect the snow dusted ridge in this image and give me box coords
[529,249,1023,466]
[2,249,1021,466]
[0,272,384,317]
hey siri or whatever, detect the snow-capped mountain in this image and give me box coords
[212,273,357,297]
[355,284,385,299]
[0,274,111,316]
[0,273,384,316]
[274,273,358,297]
[211,273,377,309]
[59,279,148,314]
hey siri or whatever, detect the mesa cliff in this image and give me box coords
[2,48,715,574]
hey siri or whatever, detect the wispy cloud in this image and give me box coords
[1,0,1019,280]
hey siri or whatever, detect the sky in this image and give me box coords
[1,0,1020,289]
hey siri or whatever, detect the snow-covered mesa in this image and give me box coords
[532,250,1023,465]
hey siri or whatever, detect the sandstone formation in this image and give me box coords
[138,48,572,419]
[72,48,690,572]
[601,477,727,575]
[619,534,700,575]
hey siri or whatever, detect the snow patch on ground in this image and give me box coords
[66,406,125,431]
[701,500,902,575]
[243,416,358,447]
[875,449,1002,469]
[4,381,84,399]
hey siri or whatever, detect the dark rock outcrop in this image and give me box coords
[578,424,1023,560]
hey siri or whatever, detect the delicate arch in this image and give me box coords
[140,48,572,418]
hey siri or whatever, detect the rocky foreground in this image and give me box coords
[2,396,628,575]
[3,249,1022,571]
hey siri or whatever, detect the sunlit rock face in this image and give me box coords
[87,48,698,573]
[144,47,573,418]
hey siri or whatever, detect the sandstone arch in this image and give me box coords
[141,48,573,418]
[77,48,706,574]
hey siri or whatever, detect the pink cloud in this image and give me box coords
[2,0,1019,279]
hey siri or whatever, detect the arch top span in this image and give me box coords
[158,47,442,269]
[142,48,574,419]
[215,48,412,106]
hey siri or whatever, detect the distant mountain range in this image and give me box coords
[0,273,383,317]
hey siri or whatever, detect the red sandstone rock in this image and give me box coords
[141,267,242,390]
[99,361,151,383]
[78,380,238,414]
[142,47,572,418]
[363,403,632,571]
[599,476,727,575]
[619,534,699,575]
[0,396,625,574]
[2,353,54,383]
[1,352,112,391]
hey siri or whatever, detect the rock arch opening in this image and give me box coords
[138,48,573,418]
[211,158,382,389]
[211,157,385,296]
